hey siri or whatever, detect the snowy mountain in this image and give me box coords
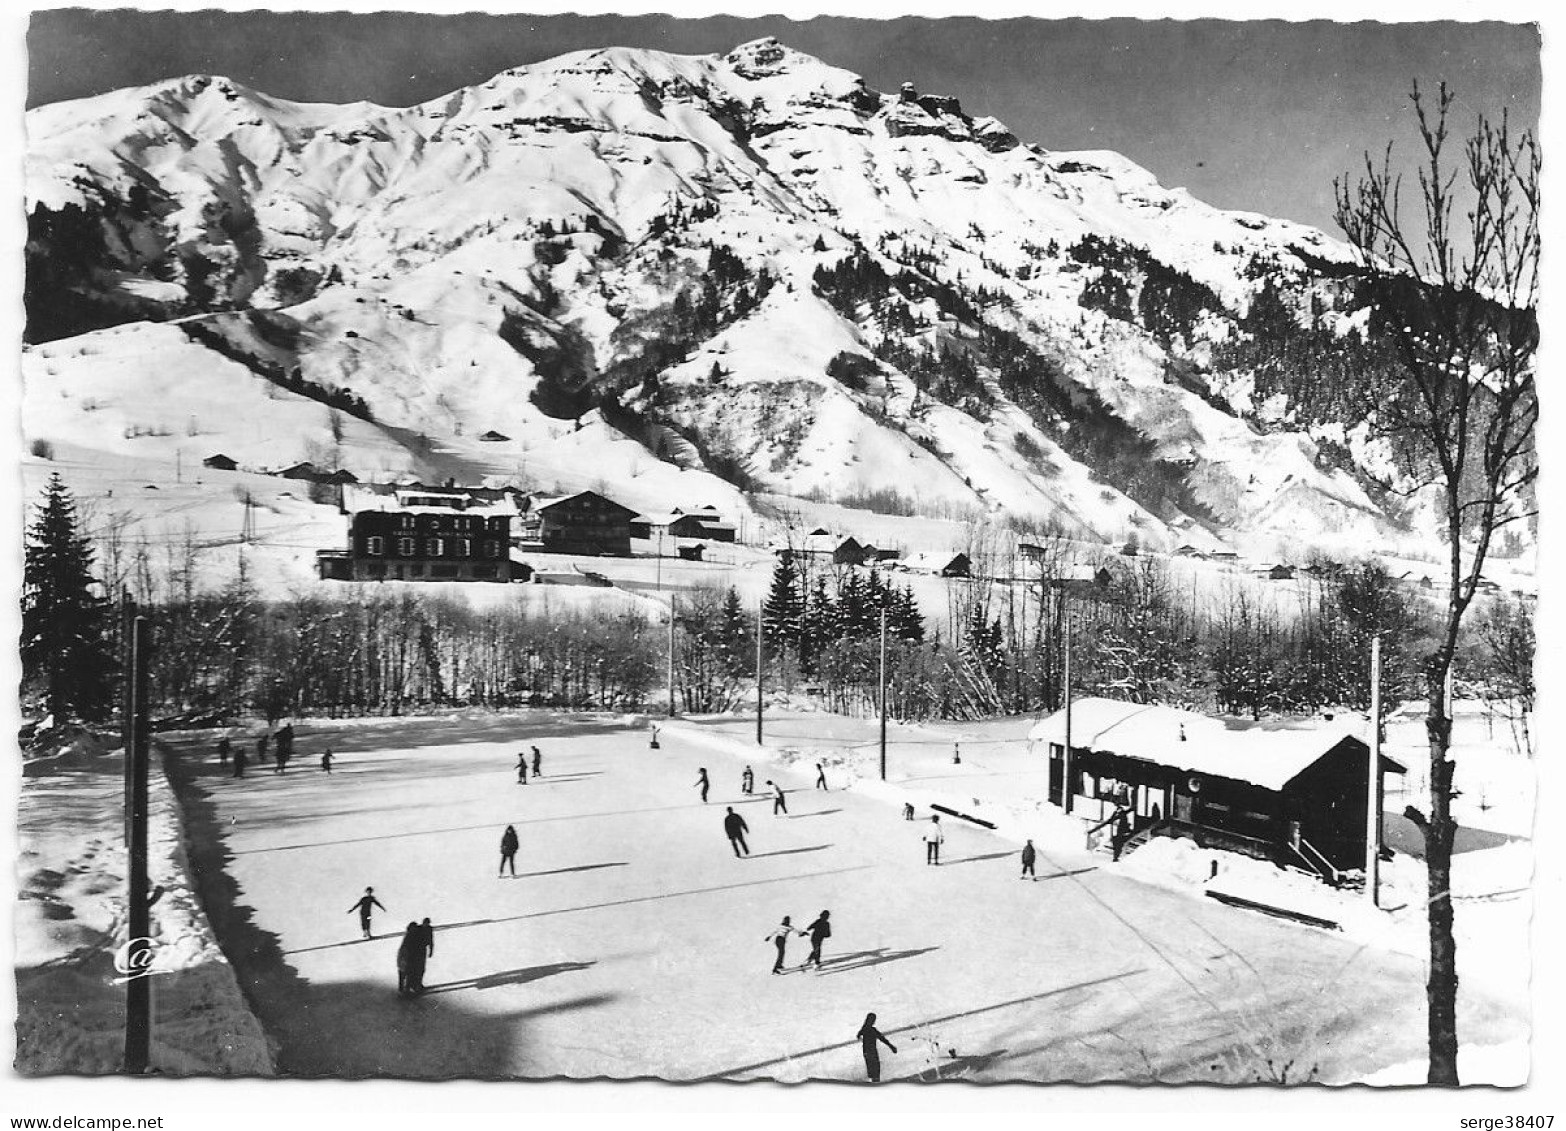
[24,37,1441,558]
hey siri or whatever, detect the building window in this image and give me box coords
[366,536,384,556]
[398,537,415,557]
[458,538,472,557]
[428,538,444,556]
[483,540,500,558]
[399,514,414,530]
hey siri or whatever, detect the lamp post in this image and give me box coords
[879,608,888,781]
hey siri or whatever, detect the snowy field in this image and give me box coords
[132,707,1531,1084]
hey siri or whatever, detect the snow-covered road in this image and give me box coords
[161,713,1526,1083]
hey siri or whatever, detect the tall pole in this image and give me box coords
[666,594,677,719]
[1062,604,1073,815]
[755,604,764,745]
[879,609,888,782]
[124,614,151,1073]
[1367,635,1383,907]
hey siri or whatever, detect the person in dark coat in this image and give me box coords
[765,915,798,974]
[903,802,915,821]
[1021,839,1037,879]
[1112,811,1132,862]
[274,724,294,773]
[857,1013,898,1082]
[499,824,519,876]
[695,768,709,803]
[408,917,434,993]
[801,910,831,970]
[232,746,247,778]
[516,752,529,785]
[767,780,788,815]
[723,807,750,857]
[396,922,419,996]
[321,748,334,774]
[531,746,543,777]
[216,737,231,766]
[349,887,386,939]
[741,766,754,795]
[814,762,827,790]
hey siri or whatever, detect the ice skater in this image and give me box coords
[742,765,754,795]
[499,824,519,876]
[765,915,799,974]
[814,762,827,790]
[516,752,529,785]
[724,807,750,857]
[923,815,944,865]
[396,922,420,996]
[857,1013,898,1083]
[767,780,788,816]
[801,910,831,970]
[410,917,434,993]
[695,767,709,803]
[1021,839,1036,879]
[349,886,386,940]
[274,723,294,773]
[952,741,961,765]
[321,748,334,774]
[531,745,543,778]
[649,724,660,750]
[903,802,915,821]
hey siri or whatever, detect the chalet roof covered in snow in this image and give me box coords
[1027,697,1402,792]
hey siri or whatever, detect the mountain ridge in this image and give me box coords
[24,36,1446,562]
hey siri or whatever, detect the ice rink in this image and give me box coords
[162,713,1527,1083]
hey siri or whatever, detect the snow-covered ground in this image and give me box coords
[14,733,274,1075]
[114,705,1530,1084]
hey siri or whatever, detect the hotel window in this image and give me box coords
[366,536,384,556]
[458,538,472,557]
[428,538,445,557]
[398,538,415,557]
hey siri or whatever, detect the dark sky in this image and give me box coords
[26,11,1540,234]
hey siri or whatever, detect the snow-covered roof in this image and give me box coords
[1027,697,1397,792]
[904,550,965,572]
[631,512,681,527]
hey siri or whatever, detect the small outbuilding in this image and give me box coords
[1029,697,1405,881]
[203,453,239,471]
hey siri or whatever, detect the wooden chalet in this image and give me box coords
[1050,563,1115,598]
[902,551,972,578]
[202,453,239,471]
[1029,698,1405,881]
[276,461,326,482]
[791,533,872,565]
[1251,563,1296,581]
[520,490,635,556]
[676,543,706,561]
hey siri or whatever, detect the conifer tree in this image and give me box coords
[762,552,805,658]
[21,474,115,722]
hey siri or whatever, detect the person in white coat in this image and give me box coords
[923,815,944,865]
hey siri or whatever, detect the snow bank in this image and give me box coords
[14,747,276,1075]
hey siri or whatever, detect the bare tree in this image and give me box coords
[1334,81,1538,1085]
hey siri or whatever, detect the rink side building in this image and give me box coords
[1029,698,1405,879]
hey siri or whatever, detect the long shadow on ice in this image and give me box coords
[815,946,940,976]
[421,961,595,995]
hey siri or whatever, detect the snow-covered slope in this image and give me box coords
[25,37,1444,559]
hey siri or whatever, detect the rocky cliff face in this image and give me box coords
[24,37,1434,555]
